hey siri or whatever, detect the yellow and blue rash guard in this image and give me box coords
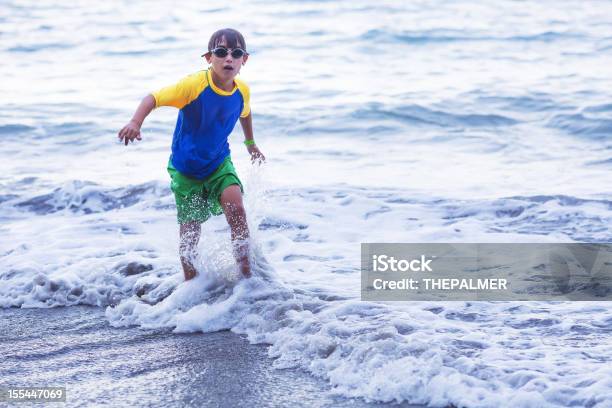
[152,69,250,180]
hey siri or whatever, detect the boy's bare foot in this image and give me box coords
[238,257,251,278]
[181,258,198,281]
[179,221,202,281]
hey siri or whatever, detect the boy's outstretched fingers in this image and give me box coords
[117,122,142,146]
[247,145,265,163]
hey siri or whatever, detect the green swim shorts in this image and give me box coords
[167,156,243,224]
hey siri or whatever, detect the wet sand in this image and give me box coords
[0,306,426,407]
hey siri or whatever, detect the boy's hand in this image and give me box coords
[247,145,265,164]
[118,120,142,146]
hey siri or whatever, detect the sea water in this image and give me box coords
[1,1,611,407]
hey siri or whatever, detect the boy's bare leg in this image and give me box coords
[179,221,201,280]
[219,185,251,278]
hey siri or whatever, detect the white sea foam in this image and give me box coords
[2,168,611,406]
[105,254,612,407]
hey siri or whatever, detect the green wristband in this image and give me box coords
[244,139,255,146]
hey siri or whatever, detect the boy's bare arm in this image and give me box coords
[118,94,156,146]
[239,112,265,162]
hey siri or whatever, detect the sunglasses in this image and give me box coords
[209,47,248,59]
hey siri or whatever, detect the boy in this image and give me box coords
[118,28,264,280]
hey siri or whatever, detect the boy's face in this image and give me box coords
[204,38,248,82]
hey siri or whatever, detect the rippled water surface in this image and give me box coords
[1,1,611,407]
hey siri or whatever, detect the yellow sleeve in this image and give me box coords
[151,71,208,109]
[235,78,251,118]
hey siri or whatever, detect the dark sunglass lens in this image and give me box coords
[231,49,245,58]
[213,48,228,57]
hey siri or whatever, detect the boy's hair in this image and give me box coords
[207,28,247,51]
